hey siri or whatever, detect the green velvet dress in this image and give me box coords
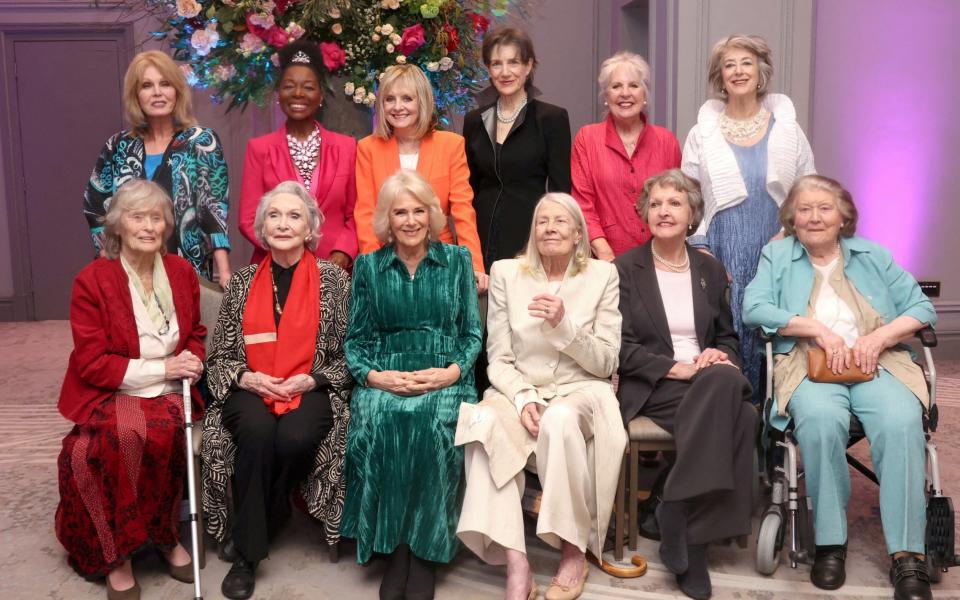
[341,242,482,564]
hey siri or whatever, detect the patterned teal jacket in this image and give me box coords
[83,127,230,279]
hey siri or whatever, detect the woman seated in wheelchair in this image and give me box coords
[455,193,625,600]
[614,169,755,600]
[202,181,353,600]
[743,174,936,600]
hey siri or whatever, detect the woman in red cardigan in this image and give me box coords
[56,179,206,600]
[239,40,358,268]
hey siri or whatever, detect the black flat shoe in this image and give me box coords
[221,557,258,600]
[676,544,711,599]
[219,537,239,563]
[810,544,846,590]
[890,555,933,600]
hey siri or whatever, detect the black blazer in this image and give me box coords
[614,242,741,424]
[463,98,571,270]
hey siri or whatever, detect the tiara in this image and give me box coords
[291,51,311,64]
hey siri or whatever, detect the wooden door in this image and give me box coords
[6,31,128,319]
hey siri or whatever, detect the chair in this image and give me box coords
[754,327,958,581]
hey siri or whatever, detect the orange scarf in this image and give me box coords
[242,252,320,415]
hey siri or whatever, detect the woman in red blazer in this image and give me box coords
[239,41,358,268]
[354,64,487,291]
[56,180,206,598]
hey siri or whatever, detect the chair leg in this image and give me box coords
[614,452,626,561]
[328,540,340,563]
[628,441,640,551]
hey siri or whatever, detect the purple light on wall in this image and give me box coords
[812,0,956,274]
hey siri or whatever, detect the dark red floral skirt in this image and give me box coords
[55,392,186,578]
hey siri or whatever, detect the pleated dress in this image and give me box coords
[706,117,780,402]
[341,242,482,563]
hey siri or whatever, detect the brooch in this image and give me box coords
[700,277,707,291]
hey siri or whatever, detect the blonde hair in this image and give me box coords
[707,34,774,101]
[780,175,859,238]
[598,51,651,110]
[373,64,435,140]
[123,50,197,134]
[253,181,324,252]
[102,179,175,259]
[372,170,446,245]
[518,193,591,277]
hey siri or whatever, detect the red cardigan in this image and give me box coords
[58,255,206,425]
[239,122,359,264]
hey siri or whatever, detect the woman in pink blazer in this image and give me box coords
[239,41,358,268]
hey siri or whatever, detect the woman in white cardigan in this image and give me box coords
[681,33,815,399]
[455,193,625,600]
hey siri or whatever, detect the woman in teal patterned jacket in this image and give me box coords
[83,50,231,284]
[342,169,482,600]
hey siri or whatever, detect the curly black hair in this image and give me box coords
[277,40,326,86]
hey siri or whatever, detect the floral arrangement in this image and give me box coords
[136,0,527,115]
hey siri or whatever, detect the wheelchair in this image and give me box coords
[754,327,959,581]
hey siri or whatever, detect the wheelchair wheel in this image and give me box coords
[756,509,784,575]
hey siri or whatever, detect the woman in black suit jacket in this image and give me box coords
[464,27,571,271]
[614,169,755,600]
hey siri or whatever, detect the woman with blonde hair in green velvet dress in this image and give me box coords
[341,169,482,600]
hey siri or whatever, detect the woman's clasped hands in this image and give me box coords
[239,371,317,402]
[164,350,204,384]
[366,364,462,396]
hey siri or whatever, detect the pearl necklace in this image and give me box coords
[719,107,769,142]
[496,95,528,124]
[651,243,690,272]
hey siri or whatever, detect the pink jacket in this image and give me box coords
[239,122,358,264]
[571,114,681,256]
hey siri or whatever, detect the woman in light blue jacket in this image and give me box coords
[743,175,935,600]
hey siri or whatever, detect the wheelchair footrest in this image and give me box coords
[926,495,956,578]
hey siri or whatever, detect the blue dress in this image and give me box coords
[706,117,780,402]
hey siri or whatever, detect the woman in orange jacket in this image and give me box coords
[354,64,488,292]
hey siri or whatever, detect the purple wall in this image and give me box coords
[812,0,960,280]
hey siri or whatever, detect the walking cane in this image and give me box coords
[182,378,204,599]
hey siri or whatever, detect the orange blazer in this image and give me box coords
[354,130,485,273]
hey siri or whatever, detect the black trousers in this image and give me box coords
[640,364,756,545]
[222,389,334,562]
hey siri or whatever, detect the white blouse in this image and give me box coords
[399,152,419,170]
[655,269,701,364]
[812,258,860,348]
[119,281,180,397]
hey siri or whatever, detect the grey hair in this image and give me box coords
[372,169,446,245]
[101,179,174,259]
[707,34,774,101]
[253,181,323,251]
[637,169,705,235]
[598,51,651,111]
[518,193,591,277]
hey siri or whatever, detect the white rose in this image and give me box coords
[366,92,376,102]
[396,55,406,64]
[388,0,400,8]
[328,7,341,18]
[344,82,355,95]
[386,43,394,53]
[371,33,381,42]
[353,92,364,104]
[426,61,440,72]
[355,86,366,96]
[390,33,401,45]
[381,23,394,36]
[375,25,382,33]
[439,56,453,71]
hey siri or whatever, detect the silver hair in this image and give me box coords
[101,179,174,259]
[637,169,705,235]
[253,181,323,251]
[707,34,775,101]
[518,193,591,277]
[597,51,651,111]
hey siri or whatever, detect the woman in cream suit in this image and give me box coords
[456,193,625,600]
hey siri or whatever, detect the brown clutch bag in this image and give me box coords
[807,348,875,384]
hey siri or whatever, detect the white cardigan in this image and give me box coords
[681,93,816,242]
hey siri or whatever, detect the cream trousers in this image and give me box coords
[457,392,597,565]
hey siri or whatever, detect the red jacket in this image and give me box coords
[571,114,681,256]
[239,122,358,264]
[58,255,206,425]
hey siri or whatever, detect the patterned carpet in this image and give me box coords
[1,320,958,599]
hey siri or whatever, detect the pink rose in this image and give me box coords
[319,41,347,72]
[397,23,426,56]
[266,25,290,48]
